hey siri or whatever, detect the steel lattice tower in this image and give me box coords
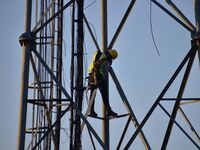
[17,0,200,149]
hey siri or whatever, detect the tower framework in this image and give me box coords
[17,0,200,149]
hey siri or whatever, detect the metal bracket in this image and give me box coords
[19,31,36,48]
[191,36,200,47]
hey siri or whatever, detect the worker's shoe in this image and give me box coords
[106,109,118,117]
[88,110,98,117]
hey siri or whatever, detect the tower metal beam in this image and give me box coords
[158,103,200,149]
[151,0,194,33]
[17,0,32,149]
[161,41,197,149]
[178,107,200,143]
[194,0,200,68]
[124,46,197,149]
[74,0,84,149]
[83,14,101,51]
[70,1,75,149]
[165,0,195,31]
[32,48,107,149]
[55,1,64,149]
[109,68,151,149]
[30,54,58,148]
[101,0,110,149]
[83,1,151,148]
[108,0,136,49]
[33,0,74,33]
[18,1,200,149]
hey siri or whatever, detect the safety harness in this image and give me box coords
[85,51,112,109]
[88,50,112,87]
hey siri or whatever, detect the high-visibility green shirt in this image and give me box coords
[88,51,110,78]
[88,51,98,74]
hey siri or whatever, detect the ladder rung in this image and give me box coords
[26,127,48,134]
[35,42,52,45]
[27,98,71,102]
[28,85,50,89]
[36,36,54,39]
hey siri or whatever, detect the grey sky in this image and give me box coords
[0,0,199,149]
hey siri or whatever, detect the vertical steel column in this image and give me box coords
[195,0,200,32]
[70,1,75,149]
[49,1,55,149]
[74,0,84,149]
[55,0,63,148]
[194,0,200,65]
[17,0,32,149]
[101,0,110,149]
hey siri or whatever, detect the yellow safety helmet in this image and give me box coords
[109,49,118,60]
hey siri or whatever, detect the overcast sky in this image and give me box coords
[0,0,199,149]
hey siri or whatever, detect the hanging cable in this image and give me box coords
[81,42,87,110]
[62,38,70,89]
[86,21,98,43]
[150,0,160,56]
[83,25,88,86]
[84,0,97,10]
[60,127,70,144]
[83,42,88,84]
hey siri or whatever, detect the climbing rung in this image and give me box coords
[36,36,54,39]
[35,42,52,45]
[26,127,49,134]
[28,81,52,89]
[27,99,71,104]
[28,85,50,89]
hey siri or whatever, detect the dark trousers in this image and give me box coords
[89,79,111,112]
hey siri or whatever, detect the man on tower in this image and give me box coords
[87,49,118,117]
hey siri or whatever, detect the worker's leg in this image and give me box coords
[99,79,118,117]
[98,79,111,111]
[88,73,98,116]
[89,87,96,111]
[88,85,98,117]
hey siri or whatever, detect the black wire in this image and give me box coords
[84,20,98,43]
[150,0,160,56]
[84,0,97,10]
